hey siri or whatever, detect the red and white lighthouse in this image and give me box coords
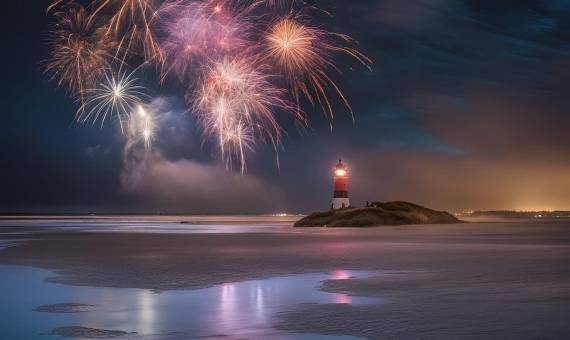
[332,159,350,209]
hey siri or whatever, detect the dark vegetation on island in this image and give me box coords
[295,201,460,228]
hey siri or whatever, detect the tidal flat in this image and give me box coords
[0,217,569,339]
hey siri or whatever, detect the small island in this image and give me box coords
[295,201,460,228]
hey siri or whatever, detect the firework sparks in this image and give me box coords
[90,0,163,63]
[265,16,371,120]
[192,57,299,173]
[126,105,155,150]
[79,70,149,127]
[221,119,255,174]
[159,0,251,82]
[47,0,65,13]
[253,0,300,10]
[44,5,115,103]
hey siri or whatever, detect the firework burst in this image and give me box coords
[44,5,116,103]
[79,70,149,127]
[192,56,300,173]
[265,16,371,120]
[159,0,252,82]
[44,0,371,174]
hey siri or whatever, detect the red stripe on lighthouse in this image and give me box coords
[334,177,348,192]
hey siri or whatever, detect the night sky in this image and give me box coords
[2,0,570,214]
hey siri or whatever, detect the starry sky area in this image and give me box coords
[1,0,570,214]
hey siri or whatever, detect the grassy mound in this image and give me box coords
[294,201,460,228]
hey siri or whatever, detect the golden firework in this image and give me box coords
[45,5,116,103]
[266,17,371,120]
[91,0,163,63]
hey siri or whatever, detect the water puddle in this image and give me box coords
[0,265,380,339]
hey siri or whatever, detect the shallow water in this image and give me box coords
[0,215,301,234]
[0,265,380,339]
[0,239,24,250]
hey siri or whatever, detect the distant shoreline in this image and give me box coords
[458,211,570,219]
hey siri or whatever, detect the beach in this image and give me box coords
[1,217,569,339]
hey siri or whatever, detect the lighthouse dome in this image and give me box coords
[334,159,347,177]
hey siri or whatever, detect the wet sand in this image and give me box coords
[1,220,570,338]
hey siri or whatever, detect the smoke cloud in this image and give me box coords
[120,154,283,213]
[119,97,283,213]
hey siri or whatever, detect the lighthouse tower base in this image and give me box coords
[332,198,350,210]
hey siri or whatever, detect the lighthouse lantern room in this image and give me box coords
[332,159,350,209]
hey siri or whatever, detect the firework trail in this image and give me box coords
[79,69,149,128]
[47,0,65,13]
[44,5,116,103]
[265,16,371,120]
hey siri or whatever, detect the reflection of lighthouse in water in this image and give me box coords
[332,159,350,209]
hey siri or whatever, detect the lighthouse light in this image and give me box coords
[335,169,346,177]
[335,169,347,177]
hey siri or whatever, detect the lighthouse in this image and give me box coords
[332,159,350,209]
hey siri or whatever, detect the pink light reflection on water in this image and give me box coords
[330,269,353,303]
[217,281,271,336]
[331,269,352,280]
[0,266,380,338]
